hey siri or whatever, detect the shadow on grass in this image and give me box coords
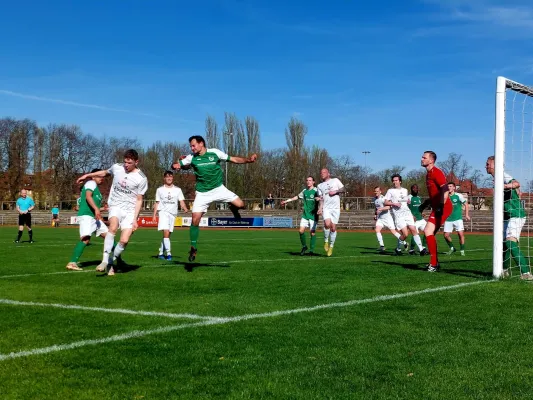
[376,259,493,279]
[169,260,232,272]
[283,251,327,257]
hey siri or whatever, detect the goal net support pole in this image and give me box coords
[494,76,533,278]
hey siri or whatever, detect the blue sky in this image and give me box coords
[1,0,533,176]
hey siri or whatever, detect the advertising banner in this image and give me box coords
[263,217,293,228]
[207,217,263,227]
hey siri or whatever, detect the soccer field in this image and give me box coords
[1,227,532,399]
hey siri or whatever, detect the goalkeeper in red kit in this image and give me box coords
[420,151,452,272]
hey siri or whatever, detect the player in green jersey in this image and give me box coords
[172,135,258,262]
[486,156,532,280]
[281,176,320,256]
[442,182,470,256]
[407,184,427,255]
[66,169,112,271]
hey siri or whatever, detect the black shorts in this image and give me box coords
[18,213,32,227]
[52,214,58,219]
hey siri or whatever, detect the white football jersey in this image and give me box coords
[155,185,185,216]
[317,178,344,211]
[107,163,148,212]
[373,195,390,218]
[384,187,410,217]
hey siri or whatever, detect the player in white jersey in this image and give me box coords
[384,174,428,256]
[76,149,148,276]
[317,168,345,257]
[373,186,407,254]
[153,171,188,261]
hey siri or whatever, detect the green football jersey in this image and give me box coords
[78,180,103,218]
[448,193,466,222]
[180,148,230,193]
[504,172,526,220]
[298,187,319,220]
[408,194,424,220]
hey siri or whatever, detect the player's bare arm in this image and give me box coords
[179,200,188,213]
[86,191,102,221]
[281,195,298,206]
[152,201,159,220]
[229,154,258,164]
[132,194,143,231]
[76,170,109,184]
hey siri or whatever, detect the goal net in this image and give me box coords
[493,77,533,278]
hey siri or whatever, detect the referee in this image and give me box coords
[15,189,35,243]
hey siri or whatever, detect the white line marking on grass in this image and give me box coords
[0,280,495,361]
[0,298,219,321]
[0,248,492,279]
[6,237,280,248]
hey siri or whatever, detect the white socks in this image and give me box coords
[104,233,115,263]
[163,238,171,255]
[324,229,331,243]
[329,231,337,247]
[376,232,384,246]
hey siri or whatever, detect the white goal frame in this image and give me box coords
[493,76,533,278]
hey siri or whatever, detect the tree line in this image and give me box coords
[0,116,491,208]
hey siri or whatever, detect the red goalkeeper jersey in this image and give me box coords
[425,166,448,207]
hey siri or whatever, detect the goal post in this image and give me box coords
[493,76,533,278]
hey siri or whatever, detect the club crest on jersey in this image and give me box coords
[120,180,127,188]
[209,156,214,161]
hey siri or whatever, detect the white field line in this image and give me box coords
[0,248,492,280]
[0,279,495,362]
[4,237,279,248]
[0,299,219,321]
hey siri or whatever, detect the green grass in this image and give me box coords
[0,226,532,399]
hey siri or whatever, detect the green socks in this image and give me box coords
[190,225,200,248]
[506,240,529,274]
[299,232,307,247]
[445,239,454,249]
[70,241,87,263]
[310,234,316,251]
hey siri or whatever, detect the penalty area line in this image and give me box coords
[0,279,495,362]
[0,298,220,321]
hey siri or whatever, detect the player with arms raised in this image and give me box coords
[420,151,452,272]
[281,176,320,256]
[153,171,188,260]
[171,135,257,262]
[77,149,148,276]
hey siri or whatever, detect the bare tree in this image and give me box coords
[205,114,221,149]
[308,145,331,182]
[439,152,472,183]
[284,117,309,195]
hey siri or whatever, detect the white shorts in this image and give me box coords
[394,213,415,231]
[108,207,136,230]
[300,218,318,231]
[376,213,395,230]
[444,220,464,233]
[504,217,525,240]
[322,208,340,225]
[192,185,239,213]
[158,211,176,232]
[414,219,427,232]
[78,215,108,238]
